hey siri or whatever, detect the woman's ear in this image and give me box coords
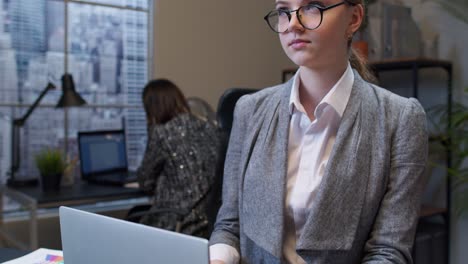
[348,4,364,36]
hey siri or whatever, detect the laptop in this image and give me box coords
[78,129,137,186]
[59,206,209,264]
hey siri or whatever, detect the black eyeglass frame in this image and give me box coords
[264,1,356,33]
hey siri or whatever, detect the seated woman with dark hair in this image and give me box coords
[137,78,221,238]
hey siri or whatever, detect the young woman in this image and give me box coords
[136,79,221,238]
[209,0,428,263]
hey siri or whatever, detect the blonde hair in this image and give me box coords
[350,48,378,84]
[346,0,378,84]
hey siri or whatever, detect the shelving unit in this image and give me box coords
[371,58,452,264]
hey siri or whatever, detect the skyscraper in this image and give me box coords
[8,0,47,176]
[0,113,12,185]
[3,0,150,175]
[0,0,17,182]
[122,1,148,170]
[0,0,4,33]
[0,0,18,105]
[9,0,46,92]
[100,40,118,94]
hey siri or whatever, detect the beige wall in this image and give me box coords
[153,0,296,108]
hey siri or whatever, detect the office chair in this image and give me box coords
[203,88,259,226]
[126,199,207,234]
[216,88,258,137]
[187,97,217,125]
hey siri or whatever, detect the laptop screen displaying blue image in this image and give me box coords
[78,130,127,176]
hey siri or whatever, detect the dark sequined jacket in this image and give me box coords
[137,113,222,238]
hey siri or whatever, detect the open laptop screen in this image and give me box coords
[78,130,127,176]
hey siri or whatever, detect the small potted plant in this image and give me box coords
[35,148,66,192]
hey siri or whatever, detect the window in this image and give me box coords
[0,0,152,184]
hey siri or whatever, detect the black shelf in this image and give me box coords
[369,57,452,99]
[369,57,452,71]
[369,57,452,264]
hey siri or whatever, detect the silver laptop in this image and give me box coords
[59,206,209,264]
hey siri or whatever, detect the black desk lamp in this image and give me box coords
[7,73,86,187]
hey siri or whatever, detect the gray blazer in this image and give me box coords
[210,71,428,263]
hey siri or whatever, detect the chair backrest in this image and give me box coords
[203,136,228,236]
[185,89,259,236]
[203,88,258,234]
[187,97,217,125]
[216,88,258,137]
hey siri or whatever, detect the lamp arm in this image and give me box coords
[14,82,56,126]
[10,82,56,178]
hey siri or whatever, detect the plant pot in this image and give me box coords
[41,173,62,192]
[352,40,369,60]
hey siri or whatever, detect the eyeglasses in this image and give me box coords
[264,1,355,33]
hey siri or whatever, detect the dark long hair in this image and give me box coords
[346,0,378,84]
[142,79,189,125]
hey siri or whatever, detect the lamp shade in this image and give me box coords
[56,73,87,108]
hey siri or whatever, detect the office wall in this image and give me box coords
[370,1,468,263]
[152,0,295,108]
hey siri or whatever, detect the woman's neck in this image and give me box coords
[298,61,348,119]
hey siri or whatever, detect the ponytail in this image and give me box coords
[346,0,378,84]
[349,47,378,84]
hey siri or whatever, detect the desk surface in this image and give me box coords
[0,182,147,251]
[6,182,146,208]
[0,248,29,262]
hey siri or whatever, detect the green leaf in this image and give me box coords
[35,149,66,176]
[426,87,468,219]
[454,191,468,217]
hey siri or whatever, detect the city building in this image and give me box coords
[0,0,149,176]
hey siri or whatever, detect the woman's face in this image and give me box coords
[275,0,362,69]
